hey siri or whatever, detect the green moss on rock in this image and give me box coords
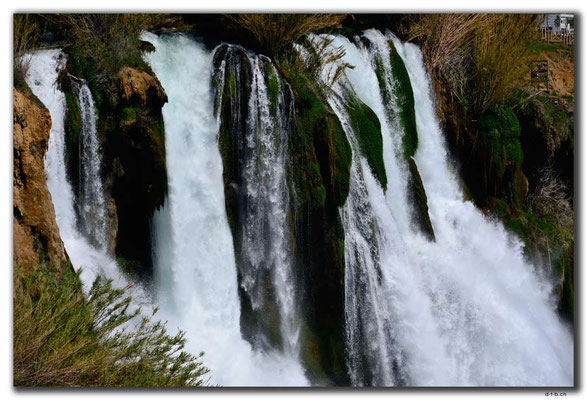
[120,107,139,125]
[407,158,435,241]
[345,97,387,189]
[279,54,351,385]
[388,41,418,159]
[63,90,82,193]
[478,103,523,180]
[285,63,352,207]
[267,65,279,115]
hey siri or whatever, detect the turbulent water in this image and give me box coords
[320,30,574,386]
[25,49,150,305]
[23,29,573,387]
[143,32,307,385]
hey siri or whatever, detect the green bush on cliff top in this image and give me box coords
[14,263,209,387]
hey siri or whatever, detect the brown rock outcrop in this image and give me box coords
[117,66,167,108]
[13,89,67,266]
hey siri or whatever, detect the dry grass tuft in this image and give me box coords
[409,14,538,113]
[13,14,40,90]
[224,14,346,56]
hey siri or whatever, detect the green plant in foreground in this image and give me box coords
[14,263,209,387]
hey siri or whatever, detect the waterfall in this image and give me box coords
[143,32,307,385]
[211,44,300,356]
[240,54,299,356]
[25,49,149,304]
[70,77,108,249]
[321,30,573,386]
[22,30,573,387]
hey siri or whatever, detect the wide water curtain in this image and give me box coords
[143,32,307,385]
[319,30,573,386]
[24,26,572,387]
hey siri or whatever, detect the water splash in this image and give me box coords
[321,30,573,386]
[143,32,307,385]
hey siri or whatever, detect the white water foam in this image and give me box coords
[321,30,573,386]
[143,32,307,386]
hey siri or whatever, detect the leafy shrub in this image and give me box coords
[49,14,167,103]
[14,263,209,387]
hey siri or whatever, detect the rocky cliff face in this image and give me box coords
[60,61,168,276]
[103,66,168,277]
[13,89,67,266]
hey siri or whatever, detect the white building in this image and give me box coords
[540,14,574,33]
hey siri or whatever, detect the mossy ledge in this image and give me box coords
[388,40,418,160]
[279,53,351,385]
[407,158,435,241]
[345,96,387,189]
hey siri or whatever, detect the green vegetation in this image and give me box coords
[504,208,573,320]
[374,42,418,160]
[62,88,82,192]
[267,65,279,114]
[478,103,523,179]
[345,98,387,189]
[51,14,167,106]
[280,51,352,207]
[120,107,140,125]
[407,158,435,240]
[516,92,574,153]
[527,41,570,55]
[277,45,351,384]
[14,263,209,386]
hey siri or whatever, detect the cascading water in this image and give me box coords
[212,44,300,356]
[142,32,307,385]
[25,49,149,303]
[321,30,573,386]
[70,77,108,248]
[22,29,572,388]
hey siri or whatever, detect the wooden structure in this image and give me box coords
[531,59,549,92]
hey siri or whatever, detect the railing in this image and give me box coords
[540,27,574,46]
